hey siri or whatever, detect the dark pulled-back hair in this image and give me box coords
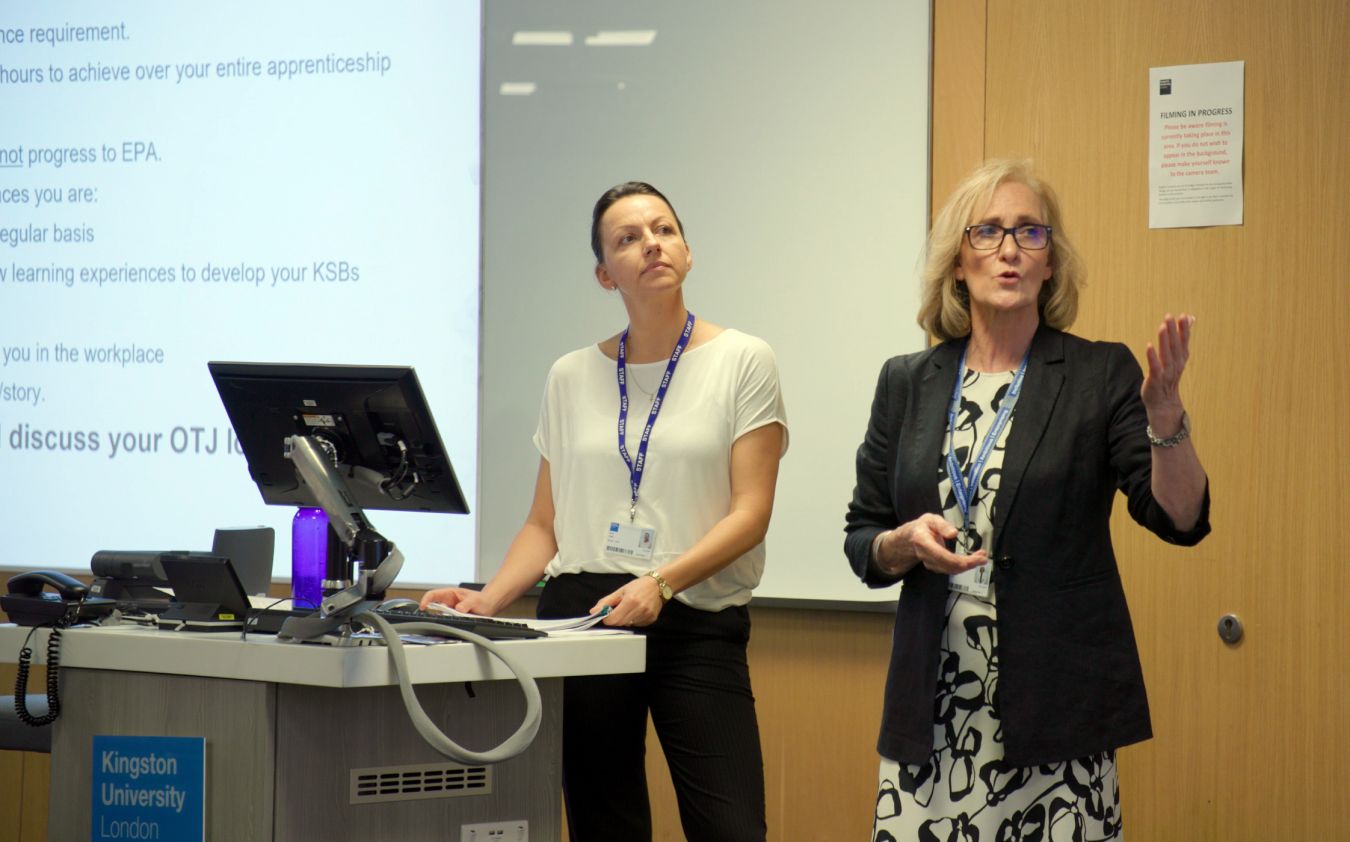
[590,181,686,264]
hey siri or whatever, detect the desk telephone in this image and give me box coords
[3,570,118,727]
[2,570,116,627]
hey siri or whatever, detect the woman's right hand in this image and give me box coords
[418,587,499,616]
[876,513,988,577]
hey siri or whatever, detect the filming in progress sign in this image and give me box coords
[1149,60,1245,228]
[91,735,205,841]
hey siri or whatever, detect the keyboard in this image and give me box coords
[368,605,547,640]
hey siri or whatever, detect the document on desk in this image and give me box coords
[425,603,627,635]
[347,631,451,646]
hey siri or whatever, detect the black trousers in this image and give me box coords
[538,573,767,842]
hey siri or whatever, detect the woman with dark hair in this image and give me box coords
[424,182,788,841]
[845,159,1210,839]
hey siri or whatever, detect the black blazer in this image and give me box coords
[844,326,1210,766]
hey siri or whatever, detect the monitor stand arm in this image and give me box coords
[276,434,405,642]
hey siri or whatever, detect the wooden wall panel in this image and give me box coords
[931,0,989,211]
[17,753,48,842]
[0,749,20,842]
[0,660,48,841]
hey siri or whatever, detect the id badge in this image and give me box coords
[947,530,991,597]
[604,521,656,561]
[949,564,991,598]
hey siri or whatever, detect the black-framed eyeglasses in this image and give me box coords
[963,223,1053,251]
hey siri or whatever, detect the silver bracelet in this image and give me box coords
[1146,411,1191,448]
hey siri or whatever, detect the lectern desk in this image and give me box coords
[0,622,644,841]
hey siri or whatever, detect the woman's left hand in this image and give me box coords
[590,576,666,627]
[1141,313,1196,431]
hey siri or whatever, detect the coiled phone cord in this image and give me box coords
[14,623,64,726]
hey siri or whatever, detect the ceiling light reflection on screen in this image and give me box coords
[512,31,573,46]
[499,82,537,96]
[584,30,657,47]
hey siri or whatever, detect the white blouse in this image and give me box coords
[533,329,788,611]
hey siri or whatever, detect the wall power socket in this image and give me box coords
[460,819,528,841]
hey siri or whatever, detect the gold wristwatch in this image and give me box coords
[645,570,673,601]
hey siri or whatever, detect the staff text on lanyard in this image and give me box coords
[617,311,696,522]
[945,344,1029,548]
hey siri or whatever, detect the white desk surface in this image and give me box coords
[0,622,645,688]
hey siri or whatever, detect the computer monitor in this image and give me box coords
[208,362,468,516]
[208,362,468,632]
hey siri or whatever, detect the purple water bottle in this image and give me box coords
[291,507,327,608]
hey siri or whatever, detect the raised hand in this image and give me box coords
[1141,313,1195,433]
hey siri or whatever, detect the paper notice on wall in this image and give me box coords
[1149,60,1245,228]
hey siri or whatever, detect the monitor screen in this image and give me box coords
[3,2,479,589]
[208,362,469,517]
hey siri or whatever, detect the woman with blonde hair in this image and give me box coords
[846,159,1209,839]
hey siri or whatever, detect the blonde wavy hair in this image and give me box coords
[917,158,1084,341]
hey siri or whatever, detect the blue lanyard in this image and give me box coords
[617,311,696,522]
[944,344,1029,534]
